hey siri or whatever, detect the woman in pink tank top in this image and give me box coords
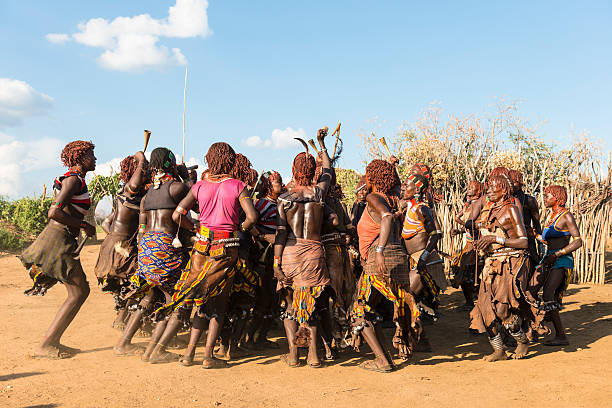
[150,142,258,368]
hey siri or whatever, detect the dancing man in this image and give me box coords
[21,140,97,359]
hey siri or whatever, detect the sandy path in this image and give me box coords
[1,240,611,408]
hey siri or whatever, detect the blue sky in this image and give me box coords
[1,0,611,198]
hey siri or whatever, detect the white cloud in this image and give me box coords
[0,78,54,129]
[45,33,70,44]
[48,0,211,72]
[0,137,64,198]
[92,157,124,178]
[243,127,305,150]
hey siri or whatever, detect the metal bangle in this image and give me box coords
[495,236,506,245]
[375,245,385,253]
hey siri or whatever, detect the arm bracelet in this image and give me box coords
[375,245,385,253]
[495,236,506,246]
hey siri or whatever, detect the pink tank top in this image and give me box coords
[192,176,247,232]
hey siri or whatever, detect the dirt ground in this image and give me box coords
[1,238,611,408]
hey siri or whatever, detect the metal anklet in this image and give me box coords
[489,333,504,350]
[510,329,529,344]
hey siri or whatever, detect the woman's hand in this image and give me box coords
[273,265,288,285]
[475,235,497,251]
[81,221,96,237]
[543,253,557,265]
[375,251,387,276]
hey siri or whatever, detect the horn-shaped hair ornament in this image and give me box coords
[294,137,309,155]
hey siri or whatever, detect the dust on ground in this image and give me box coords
[1,239,611,408]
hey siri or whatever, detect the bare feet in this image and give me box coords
[512,343,529,359]
[30,345,72,360]
[202,356,227,369]
[149,349,179,364]
[483,349,508,362]
[180,345,196,366]
[307,347,321,368]
[214,344,228,359]
[281,353,300,368]
[359,356,393,373]
[114,343,143,357]
[112,321,126,331]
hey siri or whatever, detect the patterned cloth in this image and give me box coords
[351,273,415,320]
[153,229,240,315]
[53,168,91,215]
[130,231,184,296]
[168,258,237,310]
[292,285,326,324]
[232,258,262,296]
[254,198,278,235]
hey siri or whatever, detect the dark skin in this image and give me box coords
[100,151,148,329]
[451,184,481,308]
[114,164,190,358]
[241,173,284,350]
[172,173,258,367]
[474,180,528,361]
[274,128,332,367]
[467,182,524,233]
[33,149,96,358]
[538,191,582,345]
[358,180,420,369]
[513,183,542,236]
[401,180,440,304]
[101,151,148,235]
[359,187,396,370]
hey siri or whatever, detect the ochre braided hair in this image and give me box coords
[544,185,567,207]
[119,155,138,183]
[230,153,253,183]
[365,159,396,195]
[60,140,95,167]
[508,169,524,188]
[292,152,316,186]
[206,142,236,176]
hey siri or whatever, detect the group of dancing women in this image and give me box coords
[20,127,582,372]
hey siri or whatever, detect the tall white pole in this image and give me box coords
[182,66,188,163]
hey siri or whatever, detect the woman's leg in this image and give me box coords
[115,291,155,354]
[35,268,90,356]
[543,268,569,345]
[181,311,208,365]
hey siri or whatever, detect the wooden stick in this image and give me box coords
[182,66,188,163]
[250,169,265,198]
[331,122,341,158]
